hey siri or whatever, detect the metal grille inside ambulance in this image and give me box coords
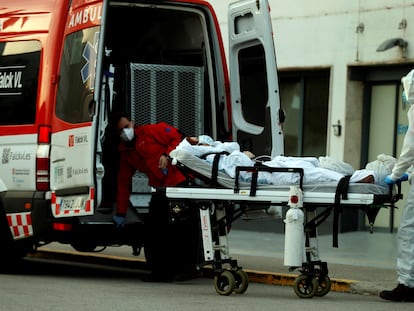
[130,63,204,136]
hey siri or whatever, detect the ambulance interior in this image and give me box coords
[100,3,222,209]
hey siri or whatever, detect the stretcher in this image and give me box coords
[157,149,403,298]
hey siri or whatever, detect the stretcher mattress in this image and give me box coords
[168,149,391,205]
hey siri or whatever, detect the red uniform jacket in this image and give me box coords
[116,122,187,216]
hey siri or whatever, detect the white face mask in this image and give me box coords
[120,127,134,141]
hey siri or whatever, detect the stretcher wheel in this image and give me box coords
[293,274,318,298]
[315,275,331,297]
[233,269,249,294]
[214,270,236,296]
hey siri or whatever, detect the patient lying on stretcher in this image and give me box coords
[170,135,396,187]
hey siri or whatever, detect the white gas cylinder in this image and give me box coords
[283,206,305,267]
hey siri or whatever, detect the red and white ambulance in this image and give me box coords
[0,0,283,265]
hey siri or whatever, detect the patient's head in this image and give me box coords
[186,135,215,146]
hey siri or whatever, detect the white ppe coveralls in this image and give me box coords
[390,69,414,287]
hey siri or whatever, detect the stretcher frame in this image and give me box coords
[157,152,403,297]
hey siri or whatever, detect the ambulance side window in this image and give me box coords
[238,44,268,126]
[56,27,99,123]
[0,41,40,125]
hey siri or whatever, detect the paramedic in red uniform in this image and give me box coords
[113,113,200,282]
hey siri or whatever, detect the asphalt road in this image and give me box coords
[0,256,412,311]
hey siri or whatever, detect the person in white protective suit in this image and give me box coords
[380,69,414,302]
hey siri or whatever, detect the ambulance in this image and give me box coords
[0,0,283,266]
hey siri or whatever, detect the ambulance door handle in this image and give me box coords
[278,108,285,124]
[96,163,105,178]
[88,99,96,118]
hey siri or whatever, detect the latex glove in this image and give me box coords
[400,172,409,182]
[113,215,125,228]
[384,175,397,185]
[384,173,409,185]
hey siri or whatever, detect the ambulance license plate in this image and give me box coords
[60,195,88,213]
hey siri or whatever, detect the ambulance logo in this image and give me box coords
[68,135,74,147]
[1,148,30,163]
[0,68,23,90]
[2,148,10,164]
[81,31,99,90]
[68,134,89,147]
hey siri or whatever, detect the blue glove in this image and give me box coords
[400,172,409,182]
[384,175,396,185]
[113,215,125,228]
[384,173,409,185]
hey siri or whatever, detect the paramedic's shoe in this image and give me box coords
[379,284,414,302]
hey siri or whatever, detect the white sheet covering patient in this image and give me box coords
[171,135,395,186]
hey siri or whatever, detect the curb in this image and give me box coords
[28,249,355,293]
[244,269,355,293]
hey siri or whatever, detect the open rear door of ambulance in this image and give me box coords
[228,0,284,158]
[49,0,106,219]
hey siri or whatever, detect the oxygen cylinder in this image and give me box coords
[284,186,305,267]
